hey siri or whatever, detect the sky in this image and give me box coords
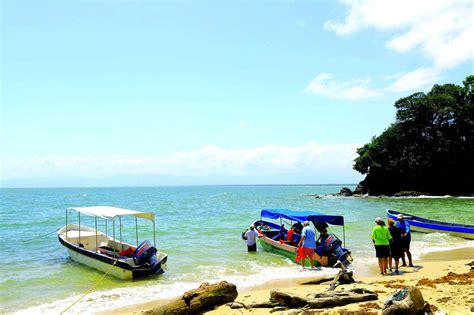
[1,0,473,186]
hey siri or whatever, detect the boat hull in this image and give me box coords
[58,225,167,279]
[387,210,474,240]
[66,246,133,279]
[257,236,329,267]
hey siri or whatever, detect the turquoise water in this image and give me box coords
[1,186,473,314]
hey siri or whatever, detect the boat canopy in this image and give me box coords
[68,206,155,221]
[261,209,344,226]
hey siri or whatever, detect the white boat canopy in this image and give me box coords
[68,206,155,221]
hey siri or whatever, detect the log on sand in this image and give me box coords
[143,281,238,315]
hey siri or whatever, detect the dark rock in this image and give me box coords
[353,181,368,195]
[143,281,238,315]
[393,191,430,197]
[382,286,425,315]
[339,187,353,196]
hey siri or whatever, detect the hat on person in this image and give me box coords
[249,225,254,230]
[387,218,396,226]
[303,221,310,226]
[375,217,383,223]
[397,214,404,220]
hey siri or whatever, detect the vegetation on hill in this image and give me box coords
[353,75,474,196]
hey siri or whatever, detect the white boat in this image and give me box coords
[58,206,168,280]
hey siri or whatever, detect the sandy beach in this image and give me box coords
[106,247,474,314]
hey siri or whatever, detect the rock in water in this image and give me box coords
[382,286,425,315]
[339,187,353,196]
[143,281,238,315]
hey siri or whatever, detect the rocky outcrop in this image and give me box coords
[338,187,353,196]
[393,191,430,197]
[143,281,238,315]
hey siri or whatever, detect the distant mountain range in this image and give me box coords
[0,172,361,188]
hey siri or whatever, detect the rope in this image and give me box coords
[21,227,61,243]
[60,259,118,314]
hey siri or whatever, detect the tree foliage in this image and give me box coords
[353,75,474,195]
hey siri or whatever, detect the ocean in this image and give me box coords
[1,185,473,314]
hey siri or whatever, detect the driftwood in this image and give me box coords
[300,274,336,285]
[382,286,426,315]
[269,288,377,309]
[143,281,238,315]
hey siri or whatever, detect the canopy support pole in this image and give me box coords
[78,212,81,246]
[65,209,68,240]
[95,217,98,252]
[135,217,138,247]
[343,225,346,248]
[153,219,156,247]
[119,216,123,251]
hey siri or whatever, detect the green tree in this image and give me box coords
[354,75,474,195]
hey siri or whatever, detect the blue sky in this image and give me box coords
[1,0,473,186]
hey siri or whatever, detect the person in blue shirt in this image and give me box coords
[297,221,316,269]
[396,214,413,267]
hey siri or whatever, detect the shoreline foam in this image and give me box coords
[104,247,474,315]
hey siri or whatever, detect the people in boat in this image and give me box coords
[292,222,303,235]
[272,224,286,241]
[371,217,392,275]
[244,225,259,252]
[387,218,403,275]
[396,214,413,267]
[315,228,330,256]
[287,225,295,242]
[297,221,316,269]
[316,228,329,246]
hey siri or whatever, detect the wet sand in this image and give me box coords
[104,246,474,314]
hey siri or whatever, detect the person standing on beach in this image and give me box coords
[297,221,316,269]
[244,225,259,252]
[371,217,392,275]
[387,218,403,274]
[396,214,413,267]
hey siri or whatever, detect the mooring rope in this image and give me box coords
[60,259,118,314]
[21,227,62,243]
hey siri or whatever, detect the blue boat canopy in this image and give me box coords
[261,209,344,226]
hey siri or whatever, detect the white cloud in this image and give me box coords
[305,72,379,100]
[324,0,473,70]
[387,67,440,92]
[0,142,361,181]
[304,68,441,99]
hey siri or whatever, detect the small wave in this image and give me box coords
[14,264,339,314]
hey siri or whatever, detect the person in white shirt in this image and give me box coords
[244,225,259,252]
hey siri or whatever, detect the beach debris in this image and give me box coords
[267,288,377,309]
[270,290,308,307]
[416,269,473,288]
[327,269,355,290]
[247,301,280,308]
[227,302,246,309]
[300,274,336,285]
[142,281,238,315]
[382,286,426,315]
[466,261,474,269]
[270,306,288,313]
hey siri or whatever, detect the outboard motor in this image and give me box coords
[133,240,160,273]
[321,234,352,267]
